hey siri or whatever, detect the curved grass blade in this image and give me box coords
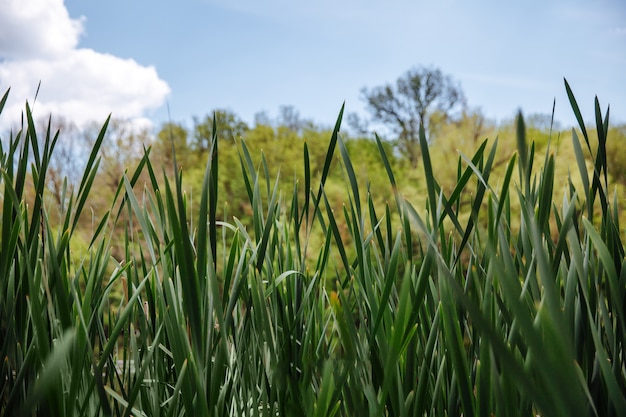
[313,103,344,220]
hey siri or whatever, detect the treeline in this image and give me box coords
[17,68,626,266]
[28,103,624,268]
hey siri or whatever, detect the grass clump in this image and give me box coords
[1,80,625,416]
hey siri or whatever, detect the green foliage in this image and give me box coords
[607,125,626,180]
[1,82,626,417]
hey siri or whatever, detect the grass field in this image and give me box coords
[1,81,625,416]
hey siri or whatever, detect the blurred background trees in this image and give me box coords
[361,66,467,166]
[18,65,625,267]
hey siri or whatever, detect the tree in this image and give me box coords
[91,118,151,191]
[154,121,190,170]
[361,66,466,167]
[526,113,561,131]
[605,124,626,186]
[456,108,489,144]
[193,109,248,152]
[345,112,369,137]
[34,116,83,206]
[278,105,315,133]
[254,110,272,127]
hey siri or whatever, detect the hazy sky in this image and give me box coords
[1,0,625,133]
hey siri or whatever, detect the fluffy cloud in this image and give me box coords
[0,0,169,131]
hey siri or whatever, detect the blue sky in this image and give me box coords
[1,0,625,133]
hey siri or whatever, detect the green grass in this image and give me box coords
[1,80,625,416]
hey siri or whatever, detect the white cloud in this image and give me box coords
[0,0,83,60]
[0,0,169,132]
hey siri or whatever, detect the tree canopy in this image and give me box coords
[361,66,466,166]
